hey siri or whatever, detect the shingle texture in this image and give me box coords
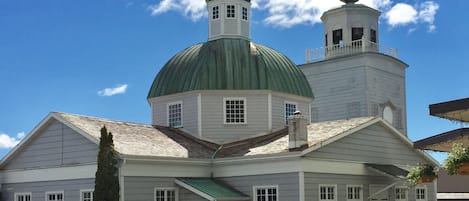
[147,38,314,98]
[55,112,375,158]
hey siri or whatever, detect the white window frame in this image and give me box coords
[415,186,427,201]
[253,185,279,201]
[346,185,363,201]
[226,5,236,18]
[167,101,183,128]
[319,184,337,201]
[45,191,64,201]
[212,6,219,20]
[284,101,298,124]
[154,187,178,201]
[14,192,31,201]
[395,186,408,201]
[223,97,247,125]
[242,7,248,21]
[80,189,93,201]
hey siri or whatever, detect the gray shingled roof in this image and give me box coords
[55,112,217,158]
[55,112,376,159]
[243,117,376,156]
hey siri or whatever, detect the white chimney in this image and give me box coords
[288,111,308,150]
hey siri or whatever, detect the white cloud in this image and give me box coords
[385,3,418,26]
[0,132,25,149]
[149,0,206,21]
[148,0,438,30]
[98,84,128,97]
[384,1,439,32]
[418,1,439,32]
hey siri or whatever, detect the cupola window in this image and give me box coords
[168,101,183,128]
[332,29,343,46]
[352,27,363,41]
[370,29,377,43]
[227,5,235,18]
[212,6,219,19]
[242,7,248,20]
[224,97,246,124]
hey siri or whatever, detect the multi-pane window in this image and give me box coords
[15,193,31,201]
[212,6,219,19]
[46,192,64,201]
[416,187,426,201]
[227,5,235,18]
[242,7,248,20]
[224,98,246,124]
[319,185,337,201]
[155,188,176,201]
[395,187,407,201]
[285,102,297,124]
[168,101,182,127]
[254,186,278,201]
[347,185,363,201]
[81,190,93,201]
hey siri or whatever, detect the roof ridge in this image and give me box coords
[53,111,152,127]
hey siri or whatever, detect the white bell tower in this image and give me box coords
[206,0,251,41]
[301,0,409,135]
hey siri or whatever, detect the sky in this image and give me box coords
[0,0,468,163]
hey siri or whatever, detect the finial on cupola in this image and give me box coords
[340,0,359,4]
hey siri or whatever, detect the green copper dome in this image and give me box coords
[148,38,314,98]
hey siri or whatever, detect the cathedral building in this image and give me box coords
[0,0,437,201]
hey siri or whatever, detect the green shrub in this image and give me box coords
[444,143,469,175]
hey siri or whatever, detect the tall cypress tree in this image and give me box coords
[94,126,120,201]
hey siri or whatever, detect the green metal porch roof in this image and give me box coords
[175,178,250,201]
[148,38,314,99]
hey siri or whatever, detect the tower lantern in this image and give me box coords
[206,0,251,41]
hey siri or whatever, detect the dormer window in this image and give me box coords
[227,5,235,18]
[242,7,248,20]
[212,6,219,19]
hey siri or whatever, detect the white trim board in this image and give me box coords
[2,164,96,183]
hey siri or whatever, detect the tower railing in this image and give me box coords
[305,39,398,63]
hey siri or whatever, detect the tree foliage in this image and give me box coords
[94,126,120,201]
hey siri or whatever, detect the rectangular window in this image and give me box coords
[370,29,377,43]
[212,6,219,19]
[167,101,182,127]
[325,34,328,46]
[227,5,235,18]
[15,193,31,201]
[395,187,407,201]
[242,7,248,20]
[46,191,64,201]
[285,101,297,124]
[155,188,177,201]
[81,189,93,201]
[352,27,364,41]
[319,185,337,201]
[224,98,246,124]
[416,187,426,201]
[254,186,278,201]
[347,185,363,201]
[332,29,342,45]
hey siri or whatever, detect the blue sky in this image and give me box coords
[0,0,467,163]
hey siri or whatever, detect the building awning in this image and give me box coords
[414,128,469,152]
[429,98,469,123]
[175,178,250,201]
[366,163,409,179]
